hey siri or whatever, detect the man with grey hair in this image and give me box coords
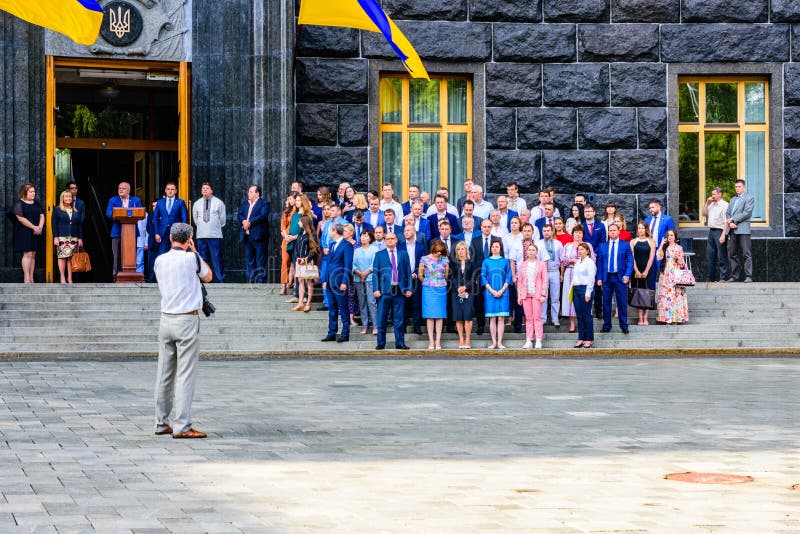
[470,185,494,220]
[153,222,212,439]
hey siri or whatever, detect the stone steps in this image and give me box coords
[0,282,797,356]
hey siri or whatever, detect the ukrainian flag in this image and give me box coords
[299,0,429,80]
[0,0,103,45]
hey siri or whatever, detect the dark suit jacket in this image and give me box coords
[429,212,461,239]
[596,239,635,282]
[384,224,404,236]
[372,247,413,296]
[469,234,503,266]
[534,215,558,235]
[237,198,270,242]
[449,259,479,294]
[582,220,607,252]
[51,206,83,238]
[105,195,143,238]
[452,229,480,252]
[153,197,189,240]
[326,238,354,289]
[73,198,86,224]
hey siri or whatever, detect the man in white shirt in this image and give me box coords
[471,185,494,220]
[192,182,227,282]
[506,181,527,213]
[489,209,508,238]
[496,195,517,231]
[456,179,473,214]
[536,224,564,327]
[379,183,404,223]
[702,186,729,282]
[531,190,561,221]
[425,187,459,218]
[153,223,212,440]
[365,196,384,229]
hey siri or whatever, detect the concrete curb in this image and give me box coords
[1,347,798,361]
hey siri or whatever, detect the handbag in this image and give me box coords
[70,248,92,272]
[628,286,656,310]
[300,261,320,280]
[673,268,696,287]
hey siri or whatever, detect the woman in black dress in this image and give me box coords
[449,241,477,349]
[631,221,656,325]
[13,183,44,283]
[51,190,84,284]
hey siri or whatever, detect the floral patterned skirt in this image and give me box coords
[56,236,78,259]
[656,274,689,324]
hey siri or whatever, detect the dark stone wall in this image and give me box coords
[0,16,45,281]
[292,0,800,281]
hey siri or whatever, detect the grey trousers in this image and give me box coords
[354,280,378,328]
[111,237,121,277]
[727,232,752,280]
[155,313,200,434]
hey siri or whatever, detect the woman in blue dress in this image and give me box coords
[481,240,512,349]
[418,240,450,350]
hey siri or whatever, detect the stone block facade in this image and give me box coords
[293,0,800,280]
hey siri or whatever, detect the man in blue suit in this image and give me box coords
[372,232,413,350]
[400,223,427,335]
[153,182,189,255]
[644,198,676,247]
[596,223,634,334]
[496,196,518,232]
[534,202,557,236]
[429,195,461,239]
[407,200,431,243]
[237,184,270,283]
[452,215,480,251]
[582,203,607,318]
[364,196,386,230]
[401,184,428,216]
[382,209,404,237]
[321,223,354,343]
[105,181,143,279]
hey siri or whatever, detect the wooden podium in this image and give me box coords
[112,207,146,283]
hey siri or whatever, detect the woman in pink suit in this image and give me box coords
[516,243,549,349]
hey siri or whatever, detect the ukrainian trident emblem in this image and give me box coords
[100,1,144,46]
[108,6,131,39]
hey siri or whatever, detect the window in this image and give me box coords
[379,75,472,202]
[678,78,768,225]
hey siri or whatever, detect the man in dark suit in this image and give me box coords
[105,181,143,279]
[455,180,473,215]
[495,196,519,232]
[322,223,354,343]
[401,184,428,216]
[582,203,607,318]
[400,223,427,335]
[408,200,431,243]
[470,218,503,336]
[453,215,480,251]
[153,182,189,255]
[723,179,755,282]
[534,202,557,236]
[351,210,372,243]
[596,223,634,334]
[364,196,386,230]
[372,232,413,350]
[146,200,159,282]
[428,195,461,239]
[382,209,404,237]
[237,184,270,283]
[459,200,483,230]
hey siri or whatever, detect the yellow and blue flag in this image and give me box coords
[299,0,429,80]
[0,0,103,45]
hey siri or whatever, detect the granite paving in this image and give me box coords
[0,358,798,533]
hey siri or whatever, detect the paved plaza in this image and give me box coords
[0,357,798,533]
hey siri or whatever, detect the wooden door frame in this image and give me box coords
[45,56,191,282]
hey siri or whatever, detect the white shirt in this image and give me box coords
[526,262,537,293]
[490,224,508,239]
[471,199,494,220]
[193,195,227,239]
[136,214,149,248]
[379,200,404,224]
[508,196,527,213]
[426,203,458,218]
[367,209,381,228]
[571,257,597,299]
[461,229,475,249]
[706,199,729,230]
[531,205,561,221]
[607,239,620,272]
[503,232,524,266]
[405,241,416,271]
[155,248,210,314]
[537,238,563,270]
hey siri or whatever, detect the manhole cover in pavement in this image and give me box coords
[665,472,754,484]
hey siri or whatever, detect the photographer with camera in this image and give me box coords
[153,223,213,439]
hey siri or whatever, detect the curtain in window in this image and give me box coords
[745,83,766,124]
[745,132,766,221]
[382,132,403,197]
[409,80,440,124]
[448,133,467,201]
[447,80,467,124]
[380,78,402,124]
[409,132,440,198]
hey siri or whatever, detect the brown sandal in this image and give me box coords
[303,302,311,312]
[292,304,304,311]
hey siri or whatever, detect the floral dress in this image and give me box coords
[657,244,689,324]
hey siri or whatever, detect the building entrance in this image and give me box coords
[45,57,190,282]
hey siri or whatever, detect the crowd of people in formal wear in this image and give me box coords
[277,178,755,349]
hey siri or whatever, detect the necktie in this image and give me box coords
[167,198,173,214]
[445,239,450,253]
[330,241,336,255]
[356,225,361,241]
[609,240,616,273]
[547,217,552,226]
[203,199,210,223]
[650,216,657,236]
[484,237,489,258]
[588,224,593,236]
[390,249,398,284]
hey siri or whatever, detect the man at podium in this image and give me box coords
[106,182,143,279]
